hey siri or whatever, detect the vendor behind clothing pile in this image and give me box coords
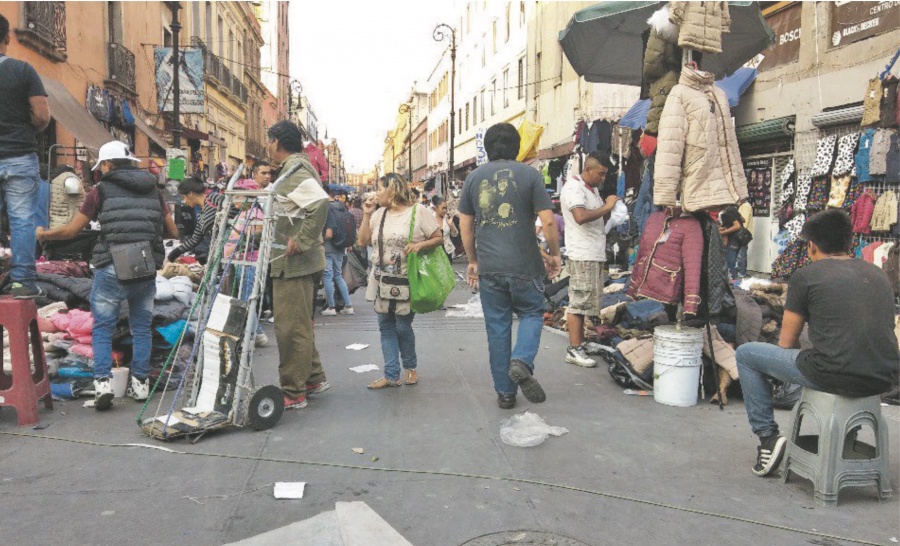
[36,141,179,411]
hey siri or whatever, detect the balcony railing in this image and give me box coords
[246,139,266,159]
[16,1,67,62]
[189,36,245,105]
[106,43,136,96]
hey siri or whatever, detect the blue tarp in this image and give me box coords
[619,68,758,129]
[326,184,356,194]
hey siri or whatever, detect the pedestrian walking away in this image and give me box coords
[734,210,899,477]
[459,122,561,409]
[36,141,179,410]
[321,188,356,316]
[267,120,332,410]
[0,14,51,299]
[357,173,442,390]
[560,152,620,368]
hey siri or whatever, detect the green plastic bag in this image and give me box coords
[406,205,456,314]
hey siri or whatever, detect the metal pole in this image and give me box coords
[170,2,182,148]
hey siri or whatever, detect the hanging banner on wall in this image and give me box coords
[154,47,205,114]
[744,158,772,217]
[475,127,488,166]
[830,1,900,48]
[755,3,802,72]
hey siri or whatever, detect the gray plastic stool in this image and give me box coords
[781,388,893,506]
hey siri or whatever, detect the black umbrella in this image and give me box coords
[559,1,775,86]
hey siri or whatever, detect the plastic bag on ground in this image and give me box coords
[446,294,484,318]
[500,411,568,447]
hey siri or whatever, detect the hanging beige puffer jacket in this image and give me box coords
[643,8,681,135]
[668,1,731,54]
[49,171,85,229]
[654,66,748,212]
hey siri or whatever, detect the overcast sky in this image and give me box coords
[290,0,458,173]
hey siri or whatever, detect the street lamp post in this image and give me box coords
[433,23,456,196]
[167,2,182,148]
[398,103,413,183]
[288,79,303,134]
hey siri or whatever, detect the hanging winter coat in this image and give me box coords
[881,75,899,129]
[668,1,731,54]
[643,7,682,135]
[628,210,704,315]
[654,66,748,212]
[699,213,734,319]
[48,171,85,229]
[861,78,883,127]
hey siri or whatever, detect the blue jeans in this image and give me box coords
[0,153,39,284]
[239,265,263,334]
[478,274,545,395]
[323,252,351,308]
[377,311,416,381]
[737,246,748,277]
[91,265,156,379]
[725,245,739,279]
[735,342,821,438]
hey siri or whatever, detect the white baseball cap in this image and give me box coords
[92,141,140,171]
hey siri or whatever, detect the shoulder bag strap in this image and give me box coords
[408,204,417,244]
[377,207,389,270]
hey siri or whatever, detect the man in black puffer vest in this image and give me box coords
[37,141,178,410]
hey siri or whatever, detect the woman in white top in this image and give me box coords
[357,174,443,389]
[432,195,459,260]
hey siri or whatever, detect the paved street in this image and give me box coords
[1,281,898,546]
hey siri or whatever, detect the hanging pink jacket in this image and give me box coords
[850,191,876,234]
[628,210,704,314]
[304,144,329,182]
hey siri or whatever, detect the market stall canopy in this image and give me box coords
[133,115,168,150]
[517,120,544,162]
[559,1,774,86]
[619,67,758,129]
[326,184,356,194]
[40,76,116,155]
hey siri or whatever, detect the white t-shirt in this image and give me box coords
[560,175,605,262]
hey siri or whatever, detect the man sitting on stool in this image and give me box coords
[735,209,898,477]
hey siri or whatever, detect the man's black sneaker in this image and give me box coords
[752,435,787,477]
[497,393,517,409]
[9,283,44,300]
[508,359,546,403]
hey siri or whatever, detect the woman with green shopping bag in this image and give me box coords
[357,174,443,389]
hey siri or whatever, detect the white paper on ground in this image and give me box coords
[345,343,370,351]
[274,482,306,499]
[349,364,379,373]
[156,414,182,426]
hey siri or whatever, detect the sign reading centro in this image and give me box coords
[830,1,900,48]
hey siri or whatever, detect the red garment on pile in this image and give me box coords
[36,261,91,277]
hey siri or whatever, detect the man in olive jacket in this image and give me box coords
[267,121,331,409]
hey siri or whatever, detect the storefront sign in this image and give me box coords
[475,127,488,166]
[756,3,802,72]
[166,148,187,180]
[743,158,772,217]
[830,1,900,48]
[154,47,205,114]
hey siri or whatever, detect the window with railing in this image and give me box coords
[106,43,136,95]
[17,1,67,61]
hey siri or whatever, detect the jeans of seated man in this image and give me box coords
[478,274,545,395]
[0,153,40,285]
[735,342,823,439]
[90,265,156,379]
[239,264,264,334]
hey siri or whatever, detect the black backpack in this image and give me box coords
[329,202,357,249]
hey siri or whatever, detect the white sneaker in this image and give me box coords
[255,333,269,347]
[126,376,150,401]
[566,346,598,368]
[339,307,355,315]
[321,307,337,316]
[94,377,114,410]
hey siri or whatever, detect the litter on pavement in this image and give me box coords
[345,343,370,351]
[273,482,306,499]
[349,364,379,373]
[499,411,568,447]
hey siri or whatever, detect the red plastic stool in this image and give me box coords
[0,296,52,426]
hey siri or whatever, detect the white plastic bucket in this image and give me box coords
[653,325,703,407]
[111,367,130,398]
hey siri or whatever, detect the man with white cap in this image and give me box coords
[37,141,178,410]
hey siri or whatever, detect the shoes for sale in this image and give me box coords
[752,435,787,477]
[321,307,337,316]
[127,376,150,401]
[306,381,331,396]
[284,394,308,410]
[565,345,597,368]
[94,377,114,410]
[508,359,546,403]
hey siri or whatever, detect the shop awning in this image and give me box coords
[538,140,576,160]
[164,122,210,142]
[133,116,168,150]
[811,105,864,128]
[735,116,795,143]
[40,76,116,155]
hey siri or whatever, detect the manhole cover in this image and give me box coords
[460,530,592,546]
